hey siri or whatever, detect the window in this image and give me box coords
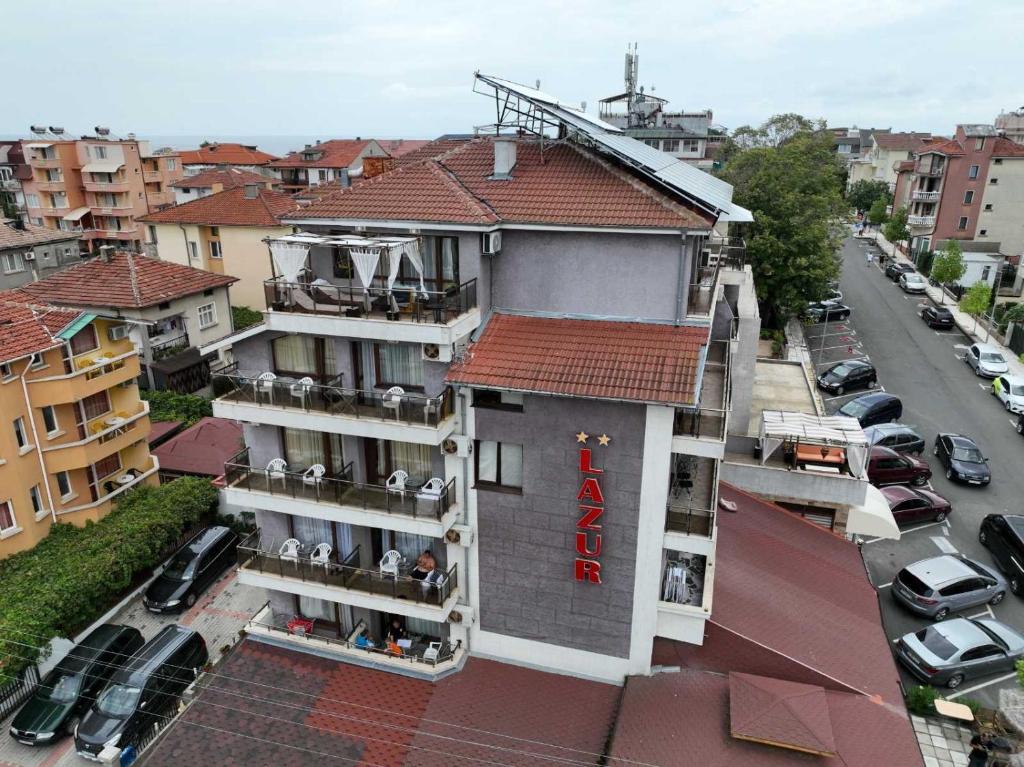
[181,188,192,194]
[93,145,107,160]
[81,390,111,421]
[643,139,660,148]
[188,241,198,260]
[197,302,217,329]
[30,485,43,516]
[26,194,39,208]
[13,417,28,449]
[0,167,10,181]
[661,139,680,153]
[209,241,222,259]
[985,203,993,211]
[92,453,121,480]
[56,471,72,498]
[318,169,328,182]
[63,247,72,258]
[969,165,980,179]
[332,246,354,279]
[272,335,335,378]
[374,343,424,388]
[682,138,701,153]
[980,229,988,236]
[474,389,524,412]
[0,501,16,533]
[41,406,58,435]
[975,137,986,150]
[958,216,969,231]
[982,266,992,281]
[29,352,45,370]
[69,324,99,356]
[165,158,176,171]
[2,252,25,274]
[964,190,974,204]
[995,158,1003,165]
[0,363,12,380]
[475,440,523,491]
[990,177,999,185]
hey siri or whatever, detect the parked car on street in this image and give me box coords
[143,526,237,613]
[979,514,1024,594]
[837,392,902,427]
[895,617,1024,689]
[992,375,1024,413]
[893,555,1004,620]
[921,306,955,329]
[885,262,915,281]
[867,446,931,486]
[964,343,1009,378]
[816,359,878,396]
[803,302,851,322]
[864,424,926,455]
[881,485,950,523]
[900,272,928,293]
[8,625,144,746]
[75,625,208,760]
[933,434,991,485]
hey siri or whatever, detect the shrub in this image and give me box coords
[141,389,212,426]
[905,685,942,716]
[0,477,218,681]
[231,305,263,331]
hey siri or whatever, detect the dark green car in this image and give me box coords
[8,624,143,746]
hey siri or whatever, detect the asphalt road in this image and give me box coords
[831,236,1024,708]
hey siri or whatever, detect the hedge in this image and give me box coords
[140,389,212,426]
[0,477,217,681]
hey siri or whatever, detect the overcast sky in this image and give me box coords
[5,0,1022,142]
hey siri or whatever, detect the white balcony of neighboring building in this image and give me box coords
[911,190,941,202]
[657,543,715,646]
[908,215,936,228]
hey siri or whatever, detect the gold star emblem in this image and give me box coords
[597,434,611,446]
[575,431,589,444]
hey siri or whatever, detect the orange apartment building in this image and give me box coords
[0,293,158,558]
[20,129,183,255]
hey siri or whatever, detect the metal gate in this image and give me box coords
[0,664,40,720]
[1008,323,1024,357]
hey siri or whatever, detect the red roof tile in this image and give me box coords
[729,673,836,755]
[0,293,80,364]
[15,252,236,309]
[993,137,1024,157]
[916,138,965,156]
[379,139,432,158]
[140,186,298,227]
[393,138,473,166]
[291,138,714,230]
[151,417,242,476]
[446,312,710,406]
[178,143,278,166]
[170,167,278,190]
[871,132,932,151]
[271,139,376,169]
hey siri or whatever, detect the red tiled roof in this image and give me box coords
[170,167,277,190]
[15,252,236,309]
[152,417,242,476]
[0,219,80,249]
[993,137,1024,157]
[896,160,915,171]
[917,138,964,156]
[292,138,713,229]
[446,312,710,406]
[270,139,376,169]
[379,139,431,158]
[393,138,472,166]
[729,673,836,755]
[146,420,183,446]
[872,132,931,151]
[178,143,278,166]
[0,293,80,364]
[140,186,298,227]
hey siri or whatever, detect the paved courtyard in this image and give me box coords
[911,714,972,767]
[0,568,263,767]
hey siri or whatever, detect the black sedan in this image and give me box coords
[885,262,915,281]
[816,359,877,395]
[921,306,955,329]
[934,433,991,486]
[804,302,851,323]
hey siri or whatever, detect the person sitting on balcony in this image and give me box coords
[386,616,407,642]
[410,550,436,581]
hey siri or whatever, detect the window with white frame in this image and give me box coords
[957,216,969,230]
[13,417,28,449]
[643,139,660,148]
[188,241,198,260]
[975,137,985,150]
[0,167,11,181]
[0,363,12,380]
[964,190,974,204]
[29,352,45,370]
[93,145,107,160]
[147,225,158,244]
[30,485,44,516]
[2,252,25,274]
[474,440,524,491]
[165,158,176,171]
[682,138,701,153]
[0,501,17,533]
[661,139,680,153]
[197,302,217,329]
[209,241,222,259]
[56,471,72,498]
[41,405,58,434]
[969,165,980,179]
[26,194,39,208]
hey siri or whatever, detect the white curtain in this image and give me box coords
[298,596,335,623]
[386,248,402,292]
[292,515,332,549]
[270,242,310,285]
[402,242,427,296]
[375,343,424,386]
[350,248,382,290]
[335,523,353,557]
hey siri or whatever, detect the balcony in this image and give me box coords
[43,403,150,474]
[911,190,940,202]
[665,456,718,553]
[30,157,62,169]
[673,340,729,458]
[211,372,456,444]
[264,278,481,346]
[34,180,65,192]
[143,170,162,182]
[917,164,945,177]
[908,215,936,228]
[82,180,131,193]
[58,456,159,516]
[687,237,746,318]
[222,449,458,538]
[150,333,189,361]
[83,226,139,239]
[0,180,20,191]
[28,351,140,405]
[236,535,460,622]
[90,205,134,217]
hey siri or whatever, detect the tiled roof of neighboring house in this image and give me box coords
[140,186,298,227]
[146,420,184,447]
[379,139,431,157]
[0,219,80,250]
[917,138,965,156]
[291,138,713,229]
[872,132,932,151]
[993,137,1024,157]
[270,139,376,169]
[152,417,242,477]
[178,143,278,166]
[446,312,710,406]
[393,137,472,166]
[170,168,277,190]
[896,160,915,171]
[14,252,237,309]
[0,292,80,364]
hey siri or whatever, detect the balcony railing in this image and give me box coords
[223,448,455,521]
[150,333,189,361]
[917,164,945,177]
[907,215,936,227]
[911,190,940,202]
[0,180,20,191]
[674,340,730,441]
[665,458,718,538]
[237,534,459,607]
[30,157,62,169]
[34,180,64,192]
[143,170,162,182]
[82,180,131,193]
[212,371,455,427]
[264,278,478,325]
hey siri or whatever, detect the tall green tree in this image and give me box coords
[847,179,891,212]
[883,207,910,250]
[867,198,889,227]
[931,241,967,304]
[960,281,992,336]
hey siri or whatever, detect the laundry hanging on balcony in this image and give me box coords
[269,242,310,285]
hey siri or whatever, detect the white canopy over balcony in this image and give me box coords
[758,410,869,479]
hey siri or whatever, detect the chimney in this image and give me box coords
[244,184,259,199]
[490,136,517,180]
[11,219,26,231]
[339,168,350,188]
[99,245,114,263]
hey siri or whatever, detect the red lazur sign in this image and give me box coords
[574,431,610,584]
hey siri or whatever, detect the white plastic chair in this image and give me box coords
[310,543,332,566]
[423,397,439,425]
[255,371,277,403]
[382,386,404,420]
[302,463,325,487]
[422,641,442,662]
[379,549,401,577]
[290,376,314,407]
[415,477,444,501]
[266,458,288,488]
[386,470,408,497]
[279,538,301,561]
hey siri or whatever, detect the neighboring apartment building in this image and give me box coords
[996,107,1024,144]
[0,218,81,289]
[178,142,279,177]
[20,128,183,254]
[141,184,297,309]
[170,167,280,204]
[832,126,889,165]
[0,141,31,222]
[847,131,932,190]
[269,139,389,192]
[15,251,237,393]
[0,293,158,558]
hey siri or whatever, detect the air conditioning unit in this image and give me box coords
[442,438,458,455]
[421,343,440,361]
[23,251,35,261]
[108,324,130,341]
[481,231,502,255]
[451,435,472,458]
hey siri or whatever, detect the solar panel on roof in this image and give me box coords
[477,74,623,134]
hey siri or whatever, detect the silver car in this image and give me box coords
[899,272,928,293]
[892,555,1006,620]
[895,618,1024,689]
[965,343,1009,378]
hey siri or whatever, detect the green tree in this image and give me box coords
[847,179,891,213]
[930,241,967,304]
[867,198,888,227]
[140,390,212,425]
[231,305,262,331]
[960,281,992,336]
[882,206,910,250]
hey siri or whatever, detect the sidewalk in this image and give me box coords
[869,231,1024,378]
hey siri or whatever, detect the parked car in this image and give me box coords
[816,359,877,396]
[921,306,955,329]
[837,392,902,427]
[895,618,1024,689]
[143,527,237,613]
[900,272,928,293]
[804,302,851,322]
[979,514,1024,594]
[885,262,916,281]
[867,446,931,487]
[1018,412,1024,437]
[882,485,950,523]
[933,434,991,485]
[964,343,1009,378]
[992,374,1024,413]
[864,423,926,455]
[75,625,208,760]
[8,625,143,746]
[893,555,1005,620]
